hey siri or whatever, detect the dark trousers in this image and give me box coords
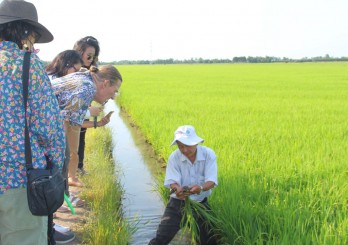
[47,213,55,245]
[48,137,70,245]
[62,138,70,195]
[78,128,87,169]
[149,198,218,245]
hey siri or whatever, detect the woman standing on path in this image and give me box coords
[46,49,85,244]
[0,1,65,244]
[73,36,102,175]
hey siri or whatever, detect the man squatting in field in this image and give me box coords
[149,125,219,245]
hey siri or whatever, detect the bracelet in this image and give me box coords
[93,116,97,128]
[199,185,204,194]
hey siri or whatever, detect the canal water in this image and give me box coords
[105,101,189,245]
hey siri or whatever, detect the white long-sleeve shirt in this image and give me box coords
[164,145,218,202]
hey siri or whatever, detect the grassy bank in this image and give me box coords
[117,63,348,244]
[78,127,133,244]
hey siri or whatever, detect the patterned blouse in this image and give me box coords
[51,71,96,126]
[0,41,66,195]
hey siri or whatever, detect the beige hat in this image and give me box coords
[0,0,53,43]
[170,125,204,146]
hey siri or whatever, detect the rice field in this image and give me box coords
[116,63,348,244]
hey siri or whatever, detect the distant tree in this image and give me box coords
[94,54,348,65]
[233,56,247,63]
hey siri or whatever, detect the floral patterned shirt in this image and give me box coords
[0,41,66,195]
[51,71,96,126]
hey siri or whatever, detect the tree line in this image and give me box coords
[101,54,348,65]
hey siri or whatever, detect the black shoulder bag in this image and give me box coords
[23,52,66,216]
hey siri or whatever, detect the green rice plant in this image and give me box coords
[116,63,348,244]
[79,127,135,244]
[180,198,225,245]
[181,199,200,245]
[153,172,170,206]
[154,175,225,244]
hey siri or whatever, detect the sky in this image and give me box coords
[23,0,348,62]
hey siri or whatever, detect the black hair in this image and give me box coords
[0,21,37,49]
[46,50,83,78]
[73,36,100,68]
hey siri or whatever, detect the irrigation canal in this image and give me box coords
[105,101,189,245]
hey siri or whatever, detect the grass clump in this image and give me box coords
[79,126,134,244]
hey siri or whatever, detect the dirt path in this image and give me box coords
[53,186,88,245]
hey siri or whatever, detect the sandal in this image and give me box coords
[69,194,85,207]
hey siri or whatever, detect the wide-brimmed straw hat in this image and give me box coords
[0,0,53,43]
[170,125,204,146]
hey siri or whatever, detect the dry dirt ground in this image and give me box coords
[53,186,88,245]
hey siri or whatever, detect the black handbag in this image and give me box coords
[22,52,66,216]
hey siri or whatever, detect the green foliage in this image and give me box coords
[80,127,134,244]
[180,199,225,245]
[117,63,348,244]
[153,172,170,206]
[181,200,201,245]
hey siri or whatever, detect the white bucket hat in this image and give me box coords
[170,125,204,146]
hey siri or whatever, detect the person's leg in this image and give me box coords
[47,213,56,245]
[65,122,82,187]
[0,188,47,245]
[78,127,87,170]
[62,135,70,195]
[149,198,184,245]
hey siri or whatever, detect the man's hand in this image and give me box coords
[105,111,114,119]
[175,186,191,200]
[96,115,111,127]
[170,185,191,200]
[189,185,202,195]
[89,106,103,117]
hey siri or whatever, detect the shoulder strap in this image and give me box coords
[22,52,33,170]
